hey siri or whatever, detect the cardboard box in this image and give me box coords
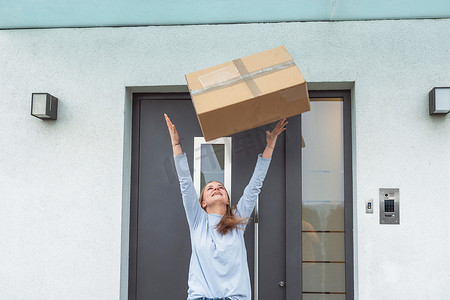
[185,45,310,141]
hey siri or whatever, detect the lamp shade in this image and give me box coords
[429,87,450,115]
[31,93,58,120]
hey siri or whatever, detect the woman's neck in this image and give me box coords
[206,205,227,216]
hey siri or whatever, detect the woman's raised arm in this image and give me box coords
[236,119,288,219]
[164,113,204,229]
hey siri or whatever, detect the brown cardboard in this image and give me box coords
[185,45,310,141]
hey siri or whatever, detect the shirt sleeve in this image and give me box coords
[236,154,272,220]
[174,153,204,230]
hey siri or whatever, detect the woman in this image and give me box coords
[165,113,287,300]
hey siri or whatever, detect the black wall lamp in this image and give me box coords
[31,93,58,120]
[429,87,450,115]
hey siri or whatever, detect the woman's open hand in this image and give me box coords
[164,113,180,145]
[164,113,182,156]
[266,118,288,148]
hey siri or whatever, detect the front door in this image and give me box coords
[128,90,353,299]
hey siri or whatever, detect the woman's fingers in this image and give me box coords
[164,113,181,146]
[165,114,176,132]
[275,119,283,128]
[276,118,287,129]
[165,113,174,128]
[164,113,172,129]
[164,114,177,141]
[272,118,287,135]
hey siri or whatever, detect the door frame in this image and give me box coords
[128,90,353,299]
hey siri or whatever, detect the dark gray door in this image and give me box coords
[129,92,303,299]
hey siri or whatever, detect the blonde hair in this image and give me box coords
[199,181,250,234]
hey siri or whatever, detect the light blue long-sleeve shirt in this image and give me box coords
[174,153,271,300]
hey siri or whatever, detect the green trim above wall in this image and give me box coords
[1,0,449,29]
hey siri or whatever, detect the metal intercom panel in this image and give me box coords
[379,188,399,224]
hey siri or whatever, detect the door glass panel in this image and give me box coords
[200,144,225,190]
[302,100,346,299]
[302,232,345,262]
[193,137,232,197]
[302,200,344,231]
[302,263,346,292]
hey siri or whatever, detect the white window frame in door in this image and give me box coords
[193,137,232,198]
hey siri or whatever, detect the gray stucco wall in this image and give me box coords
[0,19,449,299]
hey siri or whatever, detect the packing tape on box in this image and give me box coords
[192,59,296,97]
[232,59,262,97]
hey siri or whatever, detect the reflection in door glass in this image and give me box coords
[301,100,346,299]
[200,144,225,191]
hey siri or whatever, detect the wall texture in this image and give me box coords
[1,0,450,28]
[0,19,449,299]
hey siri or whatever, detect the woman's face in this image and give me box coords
[201,181,230,210]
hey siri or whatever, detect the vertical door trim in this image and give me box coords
[254,196,259,300]
[128,96,141,300]
[285,114,302,300]
[342,90,354,300]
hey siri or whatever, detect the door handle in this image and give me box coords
[278,281,286,287]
